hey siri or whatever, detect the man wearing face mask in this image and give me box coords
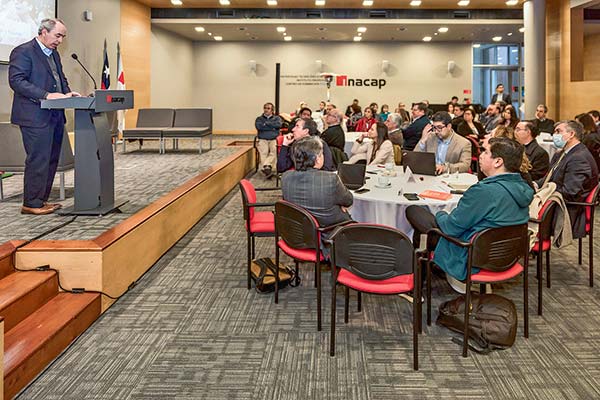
[536,120,599,238]
[415,111,471,175]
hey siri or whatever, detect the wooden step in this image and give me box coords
[0,271,57,332]
[0,242,17,280]
[3,292,101,399]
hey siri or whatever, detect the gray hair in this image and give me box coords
[557,120,585,141]
[386,113,403,128]
[292,136,323,171]
[38,18,66,35]
[328,109,342,123]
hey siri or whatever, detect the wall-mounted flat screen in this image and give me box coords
[0,0,56,63]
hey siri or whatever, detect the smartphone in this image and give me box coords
[365,170,377,175]
[403,193,420,201]
[355,188,370,194]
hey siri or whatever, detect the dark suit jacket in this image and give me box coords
[403,115,429,151]
[525,140,550,181]
[537,143,599,238]
[457,120,486,138]
[583,132,600,172]
[491,93,512,105]
[277,139,336,173]
[532,118,555,134]
[320,124,345,152]
[9,39,71,128]
[282,168,353,227]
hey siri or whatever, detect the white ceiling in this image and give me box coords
[153,19,524,43]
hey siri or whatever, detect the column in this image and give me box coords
[524,0,546,119]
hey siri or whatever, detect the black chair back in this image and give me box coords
[539,200,558,240]
[331,224,414,280]
[275,200,319,249]
[471,224,528,272]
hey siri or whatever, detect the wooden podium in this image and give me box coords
[41,90,134,215]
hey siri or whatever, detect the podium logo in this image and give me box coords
[336,75,386,89]
[106,95,125,103]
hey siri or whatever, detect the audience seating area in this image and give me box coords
[0,122,74,201]
[122,108,213,154]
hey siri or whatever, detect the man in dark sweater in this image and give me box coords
[255,102,282,178]
[515,121,550,181]
[403,102,430,151]
[532,104,555,134]
[320,109,345,152]
[277,118,335,173]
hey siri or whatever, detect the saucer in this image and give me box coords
[374,183,392,189]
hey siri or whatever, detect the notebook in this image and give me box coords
[338,163,367,190]
[402,151,436,176]
[419,190,453,201]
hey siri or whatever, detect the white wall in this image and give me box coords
[192,41,472,132]
[151,26,194,108]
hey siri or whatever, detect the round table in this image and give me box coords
[348,166,479,239]
[536,134,558,160]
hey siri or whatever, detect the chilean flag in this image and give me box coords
[101,39,110,90]
[116,42,126,132]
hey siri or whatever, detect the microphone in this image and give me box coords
[71,53,97,90]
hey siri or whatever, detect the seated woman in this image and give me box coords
[348,104,363,132]
[354,107,376,132]
[483,125,534,188]
[457,108,486,139]
[281,136,353,233]
[500,106,519,129]
[577,112,600,170]
[347,122,394,165]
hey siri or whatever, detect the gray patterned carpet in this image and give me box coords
[8,141,600,399]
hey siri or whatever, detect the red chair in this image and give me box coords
[426,224,530,357]
[239,179,280,290]
[529,199,558,315]
[327,223,422,370]
[566,184,600,287]
[274,200,350,331]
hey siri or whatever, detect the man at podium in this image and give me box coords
[9,18,80,215]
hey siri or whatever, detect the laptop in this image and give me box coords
[402,151,436,176]
[338,163,366,190]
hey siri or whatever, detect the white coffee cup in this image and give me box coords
[377,174,391,186]
[385,162,395,172]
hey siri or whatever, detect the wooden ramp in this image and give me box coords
[1,143,255,398]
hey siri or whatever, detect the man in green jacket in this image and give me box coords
[407,137,534,288]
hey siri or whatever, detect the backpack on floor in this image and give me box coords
[437,293,518,354]
[251,258,300,293]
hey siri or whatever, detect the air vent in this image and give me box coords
[306,10,322,18]
[369,10,387,18]
[217,9,235,18]
[453,10,470,19]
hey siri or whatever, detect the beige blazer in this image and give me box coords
[415,132,472,172]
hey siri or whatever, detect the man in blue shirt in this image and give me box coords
[407,137,533,290]
[415,111,471,174]
[9,18,80,215]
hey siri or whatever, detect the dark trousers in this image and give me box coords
[406,205,440,251]
[20,116,64,208]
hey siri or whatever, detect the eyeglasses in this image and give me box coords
[431,124,445,132]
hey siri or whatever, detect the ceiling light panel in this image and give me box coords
[357,27,367,33]
[423,36,432,42]
[438,27,449,33]
[353,36,362,41]
[315,0,326,5]
[363,0,374,6]
[410,0,421,5]
[457,0,470,6]
[276,26,286,32]
[267,0,277,5]
[171,0,183,5]
[219,0,230,5]
[284,36,292,41]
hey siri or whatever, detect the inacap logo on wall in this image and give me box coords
[281,74,387,89]
[336,75,387,89]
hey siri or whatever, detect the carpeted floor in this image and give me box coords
[10,146,600,399]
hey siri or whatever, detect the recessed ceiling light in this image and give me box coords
[208,32,212,36]
[353,36,362,41]
[438,27,449,33]
[506,0,518,5]
[357,27,367,33]
[358,33,362,36]
[519,27,525,33]
[492,36,502,42]
[276,26,286,32]
[284,36,292,41]
[267,0,277,5]
[507,32,513,36]
[283,32,287,35]
[315,0,326,5]
[410,0,421,5]
[457,0,470,6]
[363,0,374,6]
[473,43,481,48]
[434,32,438,36]
[194,26,205,32]
[423,36,432,42]
[171,0,183,5]
[219,0,230,5]
[214,36,223,41]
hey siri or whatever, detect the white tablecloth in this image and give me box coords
[348,166,479,239]
[344,132,362,156]
[537,134,558,160]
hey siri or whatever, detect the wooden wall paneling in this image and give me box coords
[120,0,152,129]
[570,8,584,82]
[1,318,3,400]
[584,33,600,81]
